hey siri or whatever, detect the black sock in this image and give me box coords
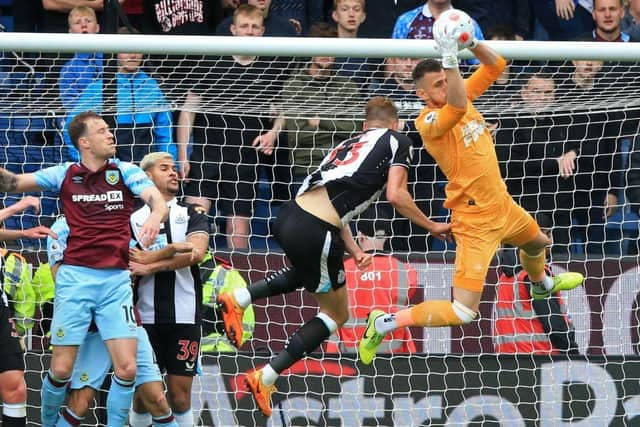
[270,317,331,373]
[248,267,300,300]
[2,414,26,427]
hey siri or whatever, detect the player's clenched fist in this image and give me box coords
[433,9,478,55]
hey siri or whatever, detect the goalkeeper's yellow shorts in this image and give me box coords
[451,198,540,292]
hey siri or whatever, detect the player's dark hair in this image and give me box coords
[365,96,398,123]
[68,111,102,149]
[412,59,443,84]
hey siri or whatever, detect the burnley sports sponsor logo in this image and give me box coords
[106,170,120,185]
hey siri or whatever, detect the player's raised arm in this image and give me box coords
[0,168,42,194]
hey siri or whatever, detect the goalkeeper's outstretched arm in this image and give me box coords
[469,41,502,66]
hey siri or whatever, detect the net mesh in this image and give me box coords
[0,47,639,425]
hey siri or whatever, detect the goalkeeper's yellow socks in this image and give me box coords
[375,300,477,332]
[519,248,546,283]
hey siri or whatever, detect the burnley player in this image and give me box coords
[0,111,168,426]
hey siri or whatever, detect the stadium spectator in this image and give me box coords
[278,23,360,190]
[123,0,144,30]
[45,215,179,427]
[64,28,175,163]
[622,0,640,40]
[216,0,298,36]
[199,251,255,353]
[216,97,451,417]
[59,6,103,111]
[178,4,292,250]
[0,111,167,427]
[358,0,423,38]
[493,214,580,355]
[532,0,594,41]
[325,204,418,354]
[129,152,209,427]
[39,0,106,33]
[562,62,622,255]
[269,0,325,34]
[495,72,571,217]
[453,0,531,40]
[331,0,380,90]
[357,24,584,366]
[0,198,54,427]
[590,0,629,41]
[369,56,446,253]
[143,0,221,34]
[392,0,483,42]
[482,26,528,98]
[627,136,640,217]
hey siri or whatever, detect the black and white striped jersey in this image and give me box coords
[131,198,209,325]
[298,128,413,226]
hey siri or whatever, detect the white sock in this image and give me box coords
[261,364,279,386]
[234,288,251,308]
[3,402,26,418]
[129,409,152,427]
[316,312,338,333]
[174,409,194,427]
[532,275,554,292]
[375,313,397,335]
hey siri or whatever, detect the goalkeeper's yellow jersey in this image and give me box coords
[416,56,510,215]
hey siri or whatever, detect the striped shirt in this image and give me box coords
[131,198,209,324]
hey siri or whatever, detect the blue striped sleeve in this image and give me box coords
[116,160,155,196]
[33,163,72,192]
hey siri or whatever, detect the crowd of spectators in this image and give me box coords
[0,0,640,256]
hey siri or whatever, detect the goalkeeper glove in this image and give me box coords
[433,15,459,69]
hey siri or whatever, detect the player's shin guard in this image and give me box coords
[41,370,69,426]
[152,411,178,427]
[173,410,194,427]
[106,375,136,427]
[519,248,546,282]
[270,315,333,375]
[56,408,83,427]
[404,300,477,327]
[2,402,26,427]
[248,267,300,301]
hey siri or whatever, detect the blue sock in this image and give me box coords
[55,408,83,426]
[152,411,178,426]
[106,375,136,427]
[41,370,69,427]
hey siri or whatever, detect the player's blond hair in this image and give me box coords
[140,152,175,172]
[67,6,97,26]
[365,96,398,123]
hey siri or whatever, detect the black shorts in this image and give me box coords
[143,323,201,377]
[273,201,346,293]
[0,305,25,373]
[184,162,257,217]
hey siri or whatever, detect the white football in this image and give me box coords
[433,9,476,49]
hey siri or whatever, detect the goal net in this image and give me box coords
[1,34,639,425]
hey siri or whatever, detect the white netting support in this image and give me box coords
[0,34,638,425]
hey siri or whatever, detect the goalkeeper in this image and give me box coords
[358,9,585,365]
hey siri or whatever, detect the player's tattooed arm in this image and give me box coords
[0,169,17,192]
